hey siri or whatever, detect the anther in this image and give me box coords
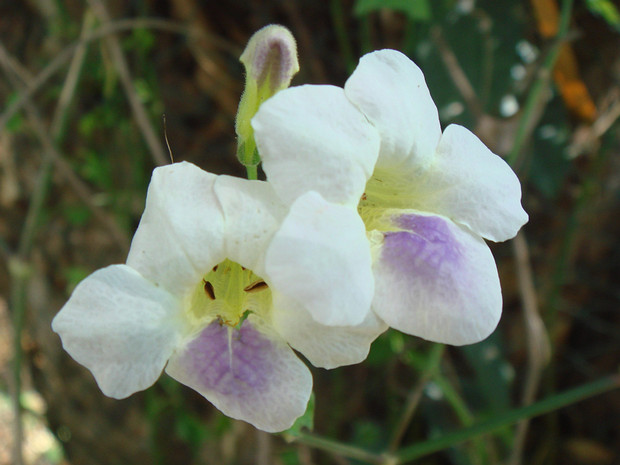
[243,280,268,293]
[203,280,216,300]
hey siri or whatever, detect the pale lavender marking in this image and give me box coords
[183,320,274,398]
[254,37,293,92]
[382,214,462,275]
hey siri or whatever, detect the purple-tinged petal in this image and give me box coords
[389,125,528,242]
[165,316,312,432]
[371,212,502,345]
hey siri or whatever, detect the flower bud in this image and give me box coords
[235,25,299,174]
[240,25,299,94]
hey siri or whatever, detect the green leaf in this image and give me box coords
[585,0,620,31]
[354,0,432,21]
[395,375,620,462]
[284,392,315,437]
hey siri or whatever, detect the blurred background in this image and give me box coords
[1,0,619,464]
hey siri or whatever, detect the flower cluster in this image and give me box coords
[52,27,527,432]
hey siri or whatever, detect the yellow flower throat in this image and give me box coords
[186,259,272,328]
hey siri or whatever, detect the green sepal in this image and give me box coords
[283,391,315,439]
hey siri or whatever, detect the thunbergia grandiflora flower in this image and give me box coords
[52,162,385,432]
[253,49,529,345]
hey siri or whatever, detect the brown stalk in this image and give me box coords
[87,0,169,166]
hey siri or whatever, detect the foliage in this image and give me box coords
[1,1,619,464]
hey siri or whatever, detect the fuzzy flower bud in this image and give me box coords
[235,25,299,173]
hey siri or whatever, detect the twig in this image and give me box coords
[388,344,445,452]
[0,47,47,465]
[428,24,521,157]
[296,444,318,465]
[87,0,168,166]
[0,30,91,465]
[256,430,272,465]
[8,262,26,465]
[568,89,620,158]
[507,0,574,170]
[0,43,130,250]
[431,26,484,121]
[50,10,97,139]
[0,18,240,135]
[509,231,551,465]
[1,23,122,464]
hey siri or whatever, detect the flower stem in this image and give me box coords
[287,431,389,464]
[245,164,258,181]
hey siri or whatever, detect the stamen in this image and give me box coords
[244,280,269,293]
[203,280,216,300]
[212,264,218,272]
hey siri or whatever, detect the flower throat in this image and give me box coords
[187,259,272,327]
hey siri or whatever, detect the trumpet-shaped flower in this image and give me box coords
[52,162,385,432]
[253,49,528,345]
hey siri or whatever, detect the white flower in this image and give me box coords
[52,161,385,432]
[252,49,529,345]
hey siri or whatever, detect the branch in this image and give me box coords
[87,0,168,166]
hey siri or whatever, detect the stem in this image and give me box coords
[0,18,239,134]
[388,344,445,452]
[88,0,168,166]
[508,232,550,465]
[507,0,574,168]
[10,270,26,465]
[395,374,619,463]
[245,165,258,181]
[1,16,101,462]
[289,431,388,465]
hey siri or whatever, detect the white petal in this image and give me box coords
[271,293,387,369]
[413,124,528,241]
[265,191,373,326]
[344,49,441,170]
[213,175,287,276]
[371,212,502,345]
[51,265,184,398]
[126,162,226,296]
[253,85,380,208]
[432,125,528,241]
[165,317,312,432]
